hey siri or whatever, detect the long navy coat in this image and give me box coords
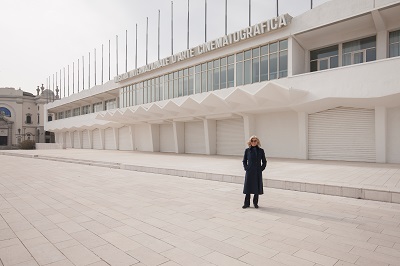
[242,146,267,194]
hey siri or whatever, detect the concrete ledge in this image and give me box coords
[36,143,64,149]
[1,151,398,204]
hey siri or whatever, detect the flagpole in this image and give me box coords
[311,0,313,9]
[82,55,85,90]
[102,44,104,84]
[225,0,227,35]
[135,24,138,69]
[55,71,57,99]
[187,0,190,49]
[78,58,80,92]
[94,48,97,86]
[205,0,207,42]
[125,29,128,72]
[249,0,251,26]
[146,17,149,65]
[276,0,279,17]
[158,10,160,60]
[108,39,111,81]
[116,35,118,76]
[88,52,90,89]
[63,67,65,98]
[171,1,174,55]
[73,62,75,94]
[68,65,70,96]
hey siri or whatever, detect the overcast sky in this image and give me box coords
[0,0,330,96]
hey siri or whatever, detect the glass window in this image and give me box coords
[261,45,268,55]
[26,114,32,124]
[195,72,201,93]
[236,52,243,62]
[244,50,252,60]
[220,57,227,66]
[178,77,183,97]
[389,30,400,58]
[220,66,227,89]
[343,36,376,66]
[236,61,243,86]
[260,55,268,81]
[213,68,220,90]
[252,57,259,83]
[269,53,278,80]
[270,42,278,53]
[310,45,339,72]
[279,39,288,50]
[227,55,235,64]
[201,71,207,92]
[188,74,194,95]
[252,48,259,57]
[208,70,213,91]
[227,64,234,88]
[244,60,251,85]
[279,50,288,78]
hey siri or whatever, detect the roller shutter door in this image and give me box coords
[104,128,116,150]
[73,131,80,148]
[216,118,245,156]
[160,124,174,152]
[92,129,102,150]
[82,130,90,149]
[66,132,73,148]
[308,107,375,162]
[185,121,205,154]
[118,126,132,150]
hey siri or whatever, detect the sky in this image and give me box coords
[0,0,330,96]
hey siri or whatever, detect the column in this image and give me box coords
[173,121,184,153]
[242,114,255,148]
[149,124,160,152]
[298,112,308,159]
[203,119,216,155]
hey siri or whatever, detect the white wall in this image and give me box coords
[255,111,299,158]
[387,106,400,163]
[134,124,152,151]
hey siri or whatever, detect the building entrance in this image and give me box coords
[0,136,7,146]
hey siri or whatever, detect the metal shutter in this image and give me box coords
[92,129,102,150]
[308,107,375,162]
[118,126,132,151]
[160,124,175,153]
[73,131,80,148]
[66,131,73,148]
[82,130,90,149]
[104,128,116,150]
[216,118,245,156]
[184,121,205,154]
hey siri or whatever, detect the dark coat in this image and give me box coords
[242,146,267,195]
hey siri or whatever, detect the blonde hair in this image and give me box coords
[247,135,261,147]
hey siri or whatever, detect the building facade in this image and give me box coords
[0,86,55,148]
[45,0,400,163]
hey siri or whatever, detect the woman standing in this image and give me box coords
[242,135,267,209]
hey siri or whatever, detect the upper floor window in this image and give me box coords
[26,114,32,124]
[105,99,117,110]
[343,36,376,66]
[73,107,80,117]
[58,111,64,119]
[65,110,72,118]
[48,115,52,122]
[93,102,103,112]
[389,30,400,58]
[82,105,91,115]
[0,107,11,117]
[310,45,339,72]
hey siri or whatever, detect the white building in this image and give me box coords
[45,0,400,163]
[0,86,55,148]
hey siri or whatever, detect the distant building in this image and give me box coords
[45,0,400,163]
[0,86,55,148]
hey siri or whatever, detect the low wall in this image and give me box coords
[35,143,64,150]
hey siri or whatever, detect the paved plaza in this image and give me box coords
[1,152,400,265]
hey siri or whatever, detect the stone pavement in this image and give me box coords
[1,149,400,203]
[1,153,400,265]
